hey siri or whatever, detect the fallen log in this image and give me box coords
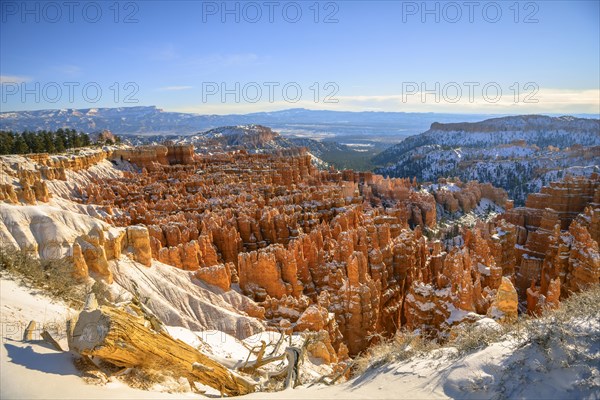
[70,304,256,396]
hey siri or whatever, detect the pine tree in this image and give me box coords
[13,135,29,154]
[54,133,66,153]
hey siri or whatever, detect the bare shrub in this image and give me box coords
[352,331,439,376]
[120,368,189,393]
[0,247,87,307]
[448,322,509,357]
[512,284,600,360]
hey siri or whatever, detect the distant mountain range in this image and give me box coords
[3,105,583,140]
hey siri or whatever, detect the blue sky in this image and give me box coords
[1,0,599,114]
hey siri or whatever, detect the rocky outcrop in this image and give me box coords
[126,225,152,267]
[487,277,518,322]
[166,144,195,165]
[525,174,599,229]
[74,149,446,354]
[110,144,196,171]
[565,221,600,293]
[71,242,88,279]
[12,170,52,204]
[501,174,600,301]
[0,184,18,203]
[0,150,113,205]
[527,277,560,316]
[76,229,112,283]
[29,150,110,181]
[195,263,232,291]
[433,179,509,213]
[111,146,169,171]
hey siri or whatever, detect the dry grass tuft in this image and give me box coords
[120,368,189,393]
[447,321,510,356]
[510,284,600,358]
[352,331,439,376]
[0,247,87,307]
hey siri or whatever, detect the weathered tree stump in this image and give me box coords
[70,305,256,396]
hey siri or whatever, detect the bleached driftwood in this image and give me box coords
[70,304,256,396]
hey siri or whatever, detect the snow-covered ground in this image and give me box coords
[0,275,329,399]
[374,115,600,205]
[0,277,198,399]
[3,274,598,400]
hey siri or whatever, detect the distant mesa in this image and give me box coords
[374,115,600,205]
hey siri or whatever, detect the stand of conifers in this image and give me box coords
[66,293,309,396]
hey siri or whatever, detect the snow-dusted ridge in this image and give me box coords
[374,115,600,205]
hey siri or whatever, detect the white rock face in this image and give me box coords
[110,257,265,338]
[0,203,110,258]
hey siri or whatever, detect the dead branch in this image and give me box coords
[41,330,63,351]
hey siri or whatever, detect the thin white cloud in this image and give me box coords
[173,88,599,115]
[158,86,194,91]
[184,53,262,68]
[334,88,600,114]
[152,44,180,61]
[0,75,31,84]
[54,65,82,77]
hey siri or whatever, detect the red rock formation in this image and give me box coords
[23,144,596,358]
[111,146,169,171]
[489,220,517,276]
[432,179,509,214]
[487,277,518,322]
[71,242,88,279]
[527,277,560,316]
[77,229,112,283]
[0,184,18,203]
[501,174,600,302]
[195,263,232,291]
[166,144,195,165]
[525,174,599,229]
[565,221,600,293]
[126,226,152,267]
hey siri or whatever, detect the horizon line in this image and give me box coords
[2,105,599,118]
